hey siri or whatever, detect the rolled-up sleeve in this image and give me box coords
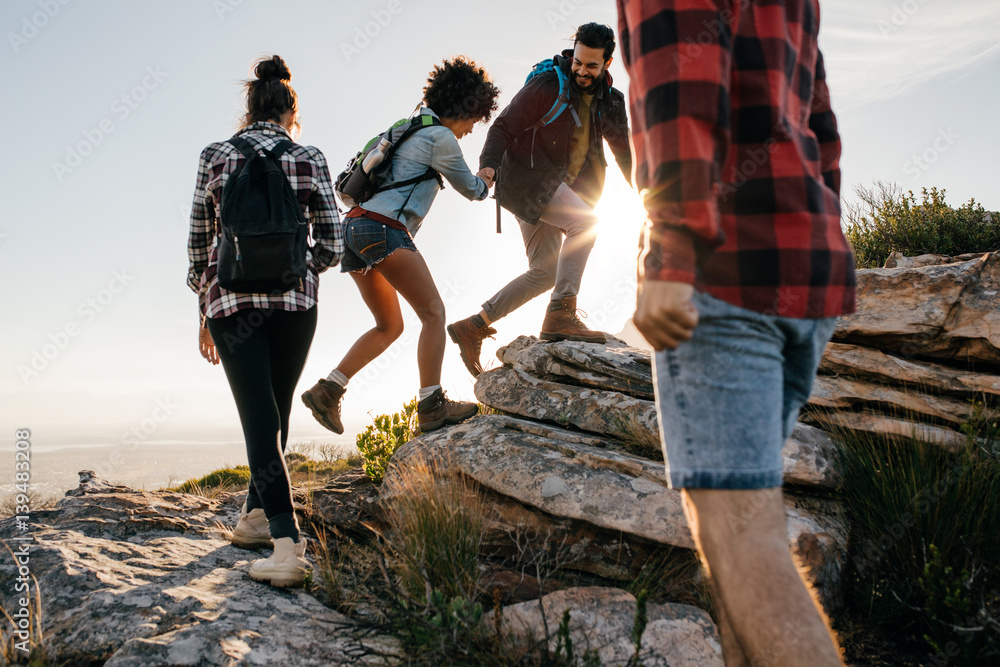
[430,132,488,201]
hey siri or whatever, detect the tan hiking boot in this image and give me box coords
[301,379,346,434]
[539,296,607,343]
[248,536,310,588]
[231,502,272,550]
[447,317,498,378]
[417,388,478,432]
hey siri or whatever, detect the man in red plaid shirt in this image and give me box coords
[619,1,853,664]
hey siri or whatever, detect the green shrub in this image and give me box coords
[171,465,250,494]
[837,409,1000,663]
[843,182,1000,268]
[355,398,418,483]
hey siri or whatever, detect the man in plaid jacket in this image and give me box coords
[619,1,854,664]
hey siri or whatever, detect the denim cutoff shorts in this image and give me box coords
[653,291,838,490]
[340,215,417,273]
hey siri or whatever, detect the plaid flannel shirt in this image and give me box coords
[187,121,343,321]
[618,0,855,318]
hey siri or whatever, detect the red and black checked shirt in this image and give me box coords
[618,0,855,318]
[187,122,343,321]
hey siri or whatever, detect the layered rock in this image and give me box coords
[476,346,842,490]
[805,251,1000,448]
[833,251,1000,366]
[0,471,392,666]
[398,406,847,609]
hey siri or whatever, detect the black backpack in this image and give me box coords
[335,113,443,209]
[217,137,309,294]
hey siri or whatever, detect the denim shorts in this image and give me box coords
[340,215,417,273]
[653,291,838,490]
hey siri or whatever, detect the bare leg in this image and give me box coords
[683,487,843,667]
[335,270,405,379]
[373,249,446,389]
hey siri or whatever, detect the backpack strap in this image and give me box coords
[531,63,578,130]
[268,139,295,161]
[371,114,444,196]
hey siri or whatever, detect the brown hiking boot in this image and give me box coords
[301,379,346,434]
[447,317,498,378]
[417,388,478,433]
[539,296,607,343]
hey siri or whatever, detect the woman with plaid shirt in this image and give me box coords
[186,55,343,588]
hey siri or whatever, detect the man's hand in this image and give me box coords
[634,281,699,351]
[199,325,219,365]
[476,167,495,189]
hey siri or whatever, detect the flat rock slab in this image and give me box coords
[819,342,1000,399]
[834,252,1000,366]
[0,472,392,666]
[498,335,655,399]
[476,367,842,490]
[394,415,847,609]
[485,587,723,667]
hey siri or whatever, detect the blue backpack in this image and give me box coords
[524,58,581,129]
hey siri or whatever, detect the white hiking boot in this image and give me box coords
[231,503,272,550]
[248,536,309,588]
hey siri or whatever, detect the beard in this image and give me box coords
[571,71,603,94]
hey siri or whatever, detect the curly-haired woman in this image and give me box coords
[188,55,342,588]
[301,57,499,434]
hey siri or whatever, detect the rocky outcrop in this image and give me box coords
[395,415,847,609]
[485,587,724,667]
[833,252,1000,366]
[806,251,1000,448]
[477,340,842,490]
[0,471,392,666]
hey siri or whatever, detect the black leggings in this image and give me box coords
[207,307,317,541]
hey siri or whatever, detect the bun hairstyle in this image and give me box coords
[242,55,299,130]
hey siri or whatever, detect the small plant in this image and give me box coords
[355,398,419,483]
[837,406,1000,662]
[843,182,1000,268]
[382,457,485,602]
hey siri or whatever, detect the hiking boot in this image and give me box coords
[248,536,310,588]
[447,317,497,378]
[231,502,272,550]
[417,388,478,433]
[539,296,607,343]
[301,379,346,434]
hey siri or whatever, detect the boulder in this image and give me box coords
[394,415,848,610]
[498,335,655,399]
[0,472,394,666]
[484,587,723,667]
[833,252,1000,366]
[476,364,842,490]
[475,365,661,459]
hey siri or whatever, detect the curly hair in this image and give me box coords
[422,56,500,122]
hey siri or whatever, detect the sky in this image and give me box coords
[1,0,998,485]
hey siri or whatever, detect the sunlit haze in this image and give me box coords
[2,0,997,490]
